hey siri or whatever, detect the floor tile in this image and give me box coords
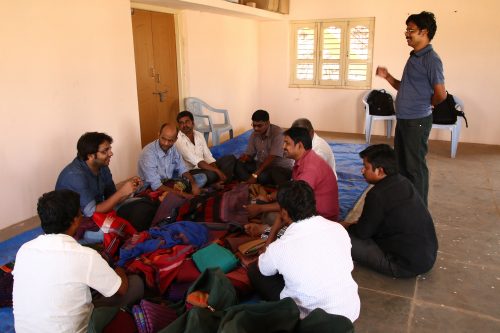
[416,260,500,318]
[354,288,412,333]
[352,265,416,298]
[434,224,500,267]
[411,302,500,333]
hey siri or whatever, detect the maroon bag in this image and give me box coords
[151,192,187,226]
[220,183,249,224]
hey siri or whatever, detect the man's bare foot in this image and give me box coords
[244,223,267,237]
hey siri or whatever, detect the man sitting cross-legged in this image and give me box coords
[244,126,339,224]
[291,118,337,179]
[13,190,143,332]
[56,132,143,243]
[247,180,360,322]
[346,144,438,278]
[56,132,142,218]
[175,110,237,186]
[138,123,204,198]
[235,109,293,186]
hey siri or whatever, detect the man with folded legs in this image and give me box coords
[235,110,293,186]
[244,126,339,224]
[291,118,337,179]
[138,123,204,199]
[13,190,143,332]
[346,144,438,277]
[175,111,236,186]
[56,132,142,242]
[247,180,360,322]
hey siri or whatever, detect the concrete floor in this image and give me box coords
[320,131,500,333]
[2,132,499,332]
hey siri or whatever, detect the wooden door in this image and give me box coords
[132,9,180,147]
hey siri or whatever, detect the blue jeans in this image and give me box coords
[192,173,207,188]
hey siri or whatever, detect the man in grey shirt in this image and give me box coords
[376,11,446,206]
[235,110,292,186]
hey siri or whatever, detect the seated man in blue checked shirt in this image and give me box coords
[138,123,205,199]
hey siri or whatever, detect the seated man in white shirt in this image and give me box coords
[248,180,360,322]
[175,111,236,186]
[291,118,337,179]
[13,190,143,332]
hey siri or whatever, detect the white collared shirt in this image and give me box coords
[312,133,337,179]
[258,216,360,322]
[13,234,121,333]
[175,130,216,170]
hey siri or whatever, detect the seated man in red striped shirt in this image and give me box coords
[244,127,339,226]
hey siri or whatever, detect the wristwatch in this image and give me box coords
[251,173,258,179]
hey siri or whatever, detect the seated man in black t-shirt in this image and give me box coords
[345,144,438,278]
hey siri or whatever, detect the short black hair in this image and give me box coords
[77,132,113,161]
[37,190,81,234]
[177,110,194,122]
[406,11,437,41]
[283,127,312,150]
[359,144,398,176]
[291,118,314,136]
[277,180,317,222]
[251,110,269,122]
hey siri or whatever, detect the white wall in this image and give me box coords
[179,10,260,140]
[0,0,142,230]
[259,0,500,145]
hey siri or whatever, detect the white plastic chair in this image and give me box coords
[431,95,464,158]
[362,91,397,144]
[184,97,234,146]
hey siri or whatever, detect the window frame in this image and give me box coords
[289,17,375,89]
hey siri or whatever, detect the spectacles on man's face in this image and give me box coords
[97,146,112,155]
[405,28,419,34]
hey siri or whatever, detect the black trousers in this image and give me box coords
[247,262,284,301]
[234,160,291,186]
[394,115,432,206]
[349,235,416,278]
[190,155,237,185]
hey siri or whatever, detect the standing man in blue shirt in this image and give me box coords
[138,123,203,199]
[376,11,446,206]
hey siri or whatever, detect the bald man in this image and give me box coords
[138,123,204,198]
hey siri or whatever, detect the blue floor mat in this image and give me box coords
[0,227,43,266]
[0,131,368,333]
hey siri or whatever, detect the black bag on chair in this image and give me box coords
[367,89,395,116]
[433,92,468,127]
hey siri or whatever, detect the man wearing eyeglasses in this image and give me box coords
[235,109,293,186]
[376,11,446,206]
[56,132,142,218]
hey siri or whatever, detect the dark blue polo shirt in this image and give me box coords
[395,44,445,119]
[55,158,116,217]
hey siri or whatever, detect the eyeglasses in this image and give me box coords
[97,147,112,155]
[405,29,419,34]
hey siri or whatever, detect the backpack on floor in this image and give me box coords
[367,89,395,116]
[432,92,468,127]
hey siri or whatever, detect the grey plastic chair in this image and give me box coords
[184,97,234,146]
